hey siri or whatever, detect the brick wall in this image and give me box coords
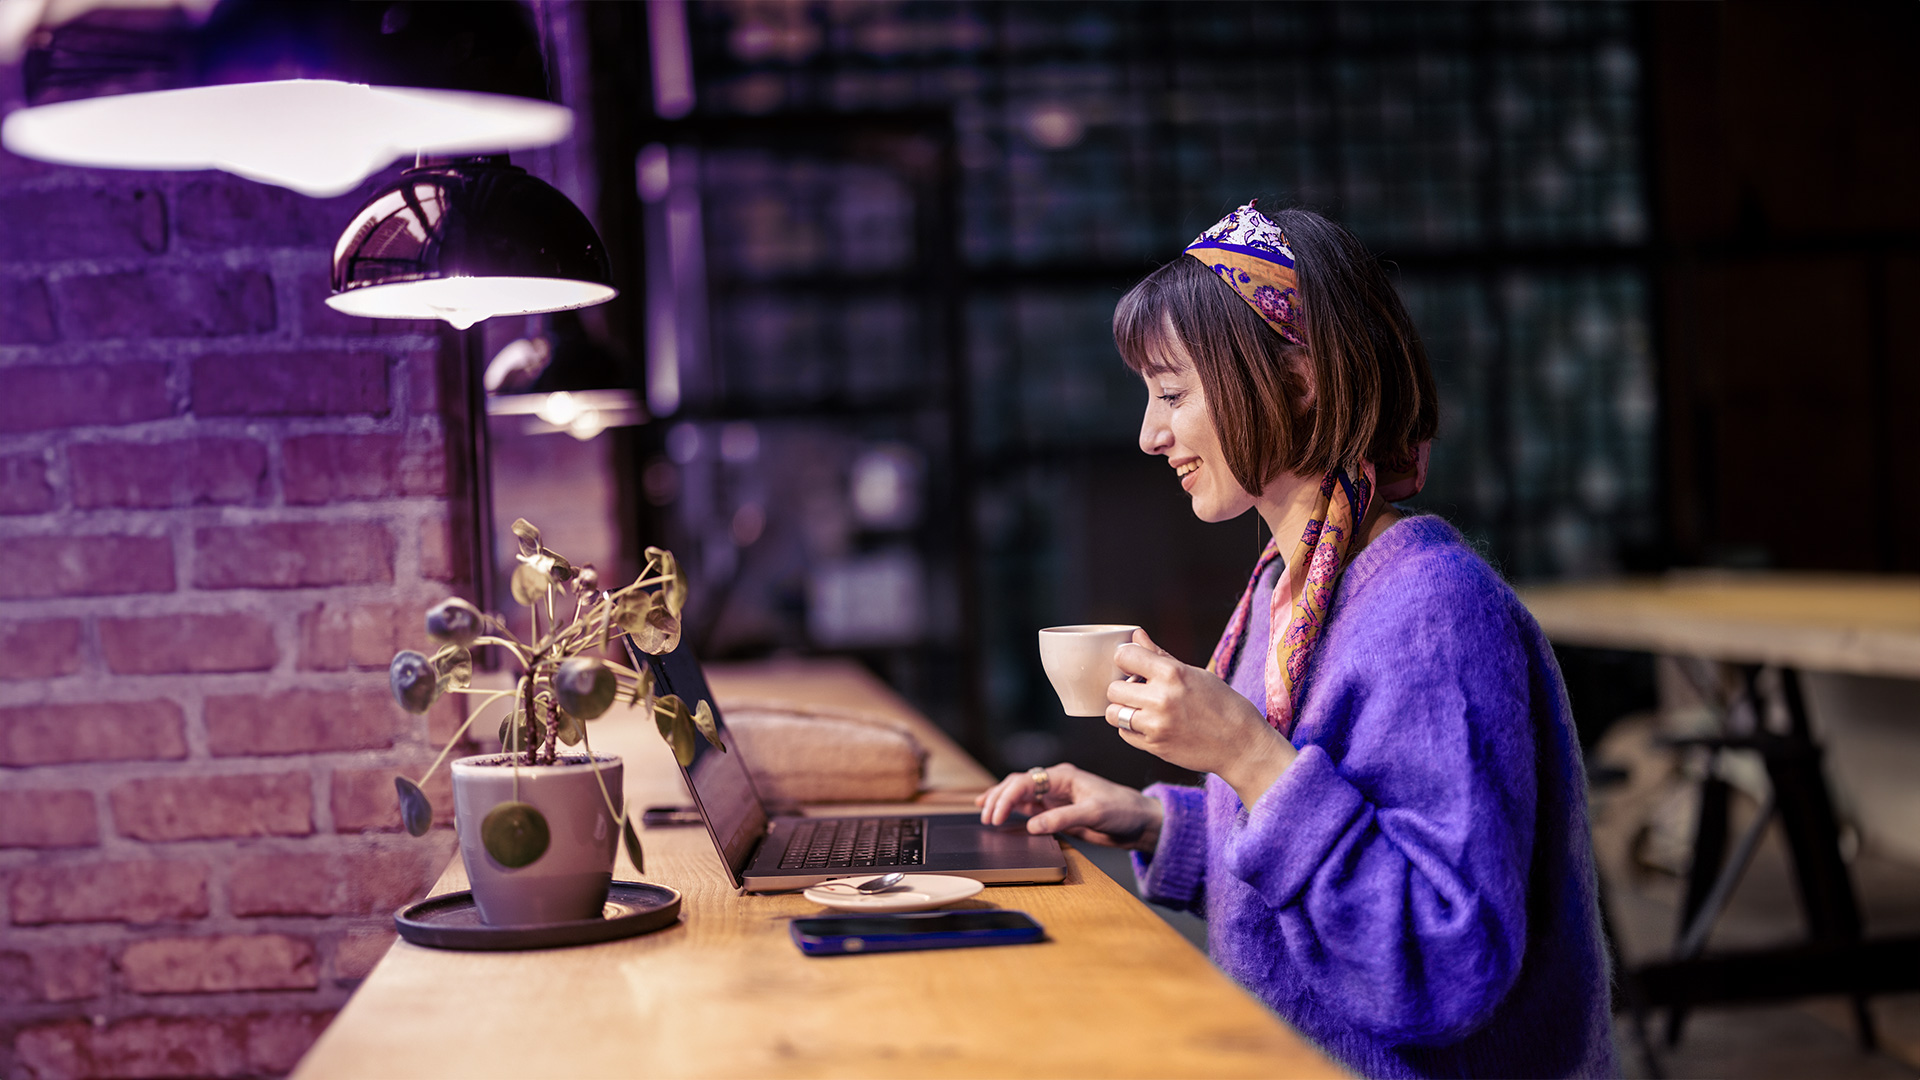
[0,72,474,1079]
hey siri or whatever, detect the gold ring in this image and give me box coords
[1028,767,1049,796]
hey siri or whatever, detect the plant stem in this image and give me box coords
[541,692,558,765]
[577,726,630,869]
[413,691,505,786]
[602,658,644,679]
[469,635,533,666]
[520,667,539,767]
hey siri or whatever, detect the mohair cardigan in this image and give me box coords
[1134,515,1616,1079]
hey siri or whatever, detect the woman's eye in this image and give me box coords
[1158,392,1182,405]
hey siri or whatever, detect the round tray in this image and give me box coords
[395,881,681,951]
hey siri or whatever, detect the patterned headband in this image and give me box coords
[1182,201,1305,348]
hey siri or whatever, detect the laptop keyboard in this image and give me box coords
[776,817,925,870]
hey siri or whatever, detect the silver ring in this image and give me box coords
[1116,705,1136,730]
[1028,767,1049,796]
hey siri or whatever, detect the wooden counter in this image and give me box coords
[293,659,1342,1079]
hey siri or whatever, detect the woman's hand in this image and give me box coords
[975,762,1164,851]
[1108,628,1298,810]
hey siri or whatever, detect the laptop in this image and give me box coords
[627,635,1067,892]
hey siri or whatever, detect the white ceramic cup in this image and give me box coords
[1038,624,1140,716]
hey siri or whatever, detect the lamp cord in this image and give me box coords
[535,0,557,106]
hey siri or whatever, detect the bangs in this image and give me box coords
[1112,261,1191,376]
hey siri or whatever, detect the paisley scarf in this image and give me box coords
[1182,199,1306,348]
[1190,203,1429,737]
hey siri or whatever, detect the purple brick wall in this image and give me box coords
[0,67,476,1078]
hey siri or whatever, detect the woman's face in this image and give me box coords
[1138,360,1256,523]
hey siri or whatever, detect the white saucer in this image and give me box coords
[803,874,984,913]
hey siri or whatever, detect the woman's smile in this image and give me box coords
[1139,365,1256,523]
[1174,458,1200,489]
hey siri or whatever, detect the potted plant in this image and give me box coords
[387,519,724,926]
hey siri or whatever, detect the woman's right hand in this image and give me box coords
[975,762,1165,852]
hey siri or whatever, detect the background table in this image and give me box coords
[1520,573,1920,1052]
[292,659,1342,1079]
[1521,572,1920,680]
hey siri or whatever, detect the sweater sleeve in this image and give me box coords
[1224,562,1539,1045]
[1131,782,1208,912]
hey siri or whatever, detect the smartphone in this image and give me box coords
[790,910,1045,956]
[639,805,703,827]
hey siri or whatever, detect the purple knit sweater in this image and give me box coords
[1133,516,1615,1078]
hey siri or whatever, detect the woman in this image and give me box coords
[978,204,1614,1078]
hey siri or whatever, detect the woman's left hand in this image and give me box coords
[1108,628,1298,809]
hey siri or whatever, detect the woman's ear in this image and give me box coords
[1289,347,1317,416]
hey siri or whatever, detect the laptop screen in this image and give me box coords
[624,634,767,886]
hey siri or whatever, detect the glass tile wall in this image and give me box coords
[666,0,1657,757]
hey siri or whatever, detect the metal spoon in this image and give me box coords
[856,872,906,893]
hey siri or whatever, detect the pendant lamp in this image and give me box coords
[327,155,616,330]
[484,312,644,440]
[0,0,571,198]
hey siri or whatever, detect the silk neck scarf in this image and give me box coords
[1204,446,1428,738]
[1188,202,1429,738]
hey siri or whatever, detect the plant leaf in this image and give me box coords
[481,801,550,868]
[632,603,681,655]
[553,657,617,719]
[424,598,485,646]
[555,706,584,746]
[388,651,440,713]
[545,552,577,584]
[666,567,687,618]
[626,665,656,714]
[510,561,550,607]
[655,693,697,767]
[394,776,432,836]
[646,547,689,618]
[652,693,676,742]
[499,709,538,755]
[671,696,697,766]
[510,518,541,555]
[622,813,644,875]
[691,699,725,753]
[611,590,655,635]
[429,645,472,688]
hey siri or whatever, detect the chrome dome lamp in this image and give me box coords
[327,154,616,330]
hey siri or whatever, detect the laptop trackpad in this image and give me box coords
[928,813,1062,868]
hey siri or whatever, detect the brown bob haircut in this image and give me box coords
[1113,207,1438,496]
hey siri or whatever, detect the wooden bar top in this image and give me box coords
[1518,572,1920,679]
[293,659,1342,1079]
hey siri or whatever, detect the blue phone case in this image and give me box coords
[790,910,1045,955]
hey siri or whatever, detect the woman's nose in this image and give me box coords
[1139,407,1171,455]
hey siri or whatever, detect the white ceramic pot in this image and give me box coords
[450,752,622,926]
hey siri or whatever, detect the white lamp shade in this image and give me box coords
[3,0,573,197]
[2,79,571,198]
[326,276,618,331]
